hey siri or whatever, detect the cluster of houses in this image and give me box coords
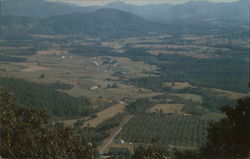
[61,55,72,60]
[89,83,119,91]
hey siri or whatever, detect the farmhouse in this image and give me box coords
[115,139,125,144]
[166,98,173,103]
[93,61,99,66]
[90,86,98,90]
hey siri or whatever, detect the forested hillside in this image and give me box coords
[0,78,93,117]
[0,89,98,158]
[31,8,166,37]
[1,0,95,18]
[105,0,249,24]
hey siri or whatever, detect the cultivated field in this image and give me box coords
[1,52,157,102]
[148,104,184,114]
[164,82,195,90]
[172,93,203,103]
[84,104,125,127]
[117,114,209,148]
[148,50,210,59]
[210,88,247,100]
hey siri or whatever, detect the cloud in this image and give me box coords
[47,0,240,6]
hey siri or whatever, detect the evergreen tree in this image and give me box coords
[0,89,98,159]
[204,96,250,158]
[132,140,169,159]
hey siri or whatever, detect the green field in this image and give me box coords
[117,114,209,148]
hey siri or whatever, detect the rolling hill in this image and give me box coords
[1,0,96,18]
[31,8,166,37]
[3,0,248,25]
[1,0,248,38]
[105,0,249,24]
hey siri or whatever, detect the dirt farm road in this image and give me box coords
[99,114,134,155]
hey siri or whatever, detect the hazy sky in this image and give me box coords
[48,0,240,6]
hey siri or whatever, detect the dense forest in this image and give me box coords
[126,48,249,93]
[0,78,93,117]
[0,89,98,159]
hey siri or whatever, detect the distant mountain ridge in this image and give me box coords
[1,0,248,38]
[1,0,97,18]
[2,0,249,25]
[104,0,249,24]
[31,8,166,37]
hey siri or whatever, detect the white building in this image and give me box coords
[90,86,98,90]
